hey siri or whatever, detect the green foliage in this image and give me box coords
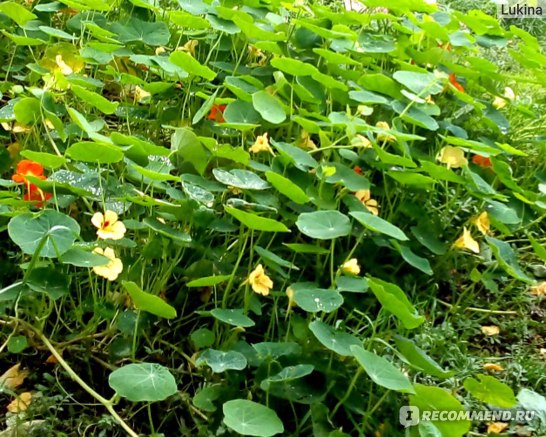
[0,0,545,435]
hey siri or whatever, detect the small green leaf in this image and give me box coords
[265,171,309,204]
[486,237,533,283]
[143,217,191,243]
[122,281,177,319]
[292,284,344,313]
[109,363,177,402]
[66,142,124,164]
[223,400,284,437]
[187,275,231,287]
[394,336,454,379]
[192,90,218,124]
[0,1,37,26]
[72,85,119,114]
[60,248,110,267]
[196,349,247,373]
[20,151,66,169]
[350,346,415,394]
[169,51,216,80]
[309,320,361,356]
[7,336,28,353]
[393,71,444,96]
[210,308,255,328]
[225,206,289,233]
[350,211,408,241]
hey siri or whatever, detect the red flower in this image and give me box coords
[12,160,46,184]
[472,154,492,168]
[448,73,465,93]
[354,166,363,175]
[12,160,52,207]
[208,104,226,122]
[24,184,52,206]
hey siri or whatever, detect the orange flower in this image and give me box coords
[208,104,226,122]
[472,154,492,168]
[12,160,46,184]
[24,184,52,206]
[354,166,363,175]
[448,73,464,93]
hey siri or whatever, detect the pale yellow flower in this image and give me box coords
[351,134,372,148]
[425,95,435,104]
[248,264,273,296]
[248,45,267,66]
[7,392,32,413]
[298,130,317,150]
[286,286,296,312]
[91,210,126,240]
[472,212,490,236]
[180,40,198,56]
[155,46,166,56]
[375,121,395,142]
[530,282,546,296]
[504,86,515,101]
[481,325,500,336]
[1,122,31,133]
[249,133,274,154]
[483,362,504,372]
[487,422,508,434]
[355,189,379,216]
[453,227,480,254]
[493,96,507,110]
[44,119,55,130]
[134,86,151,102]
[55,55,73,75]
[92,247,123,281]
[341,258,360,275]
[437,146,467,169]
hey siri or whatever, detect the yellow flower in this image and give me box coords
[341,258,360,275]
[91,210,126,240]
[437,146,468,169]
[180,39,198,56]
[92,247,123,281]
[425,95,435,104]
[55,55,73,75]
[453,227,480,254]
[481,325,500,336]
[493,96,507,110]
[351,134,372,149]
[248,45,267,66]
[249,133,274,154]
[375,121,395,142]
[7,392,32,413]
[504,86,515,101]
[487,422,508,434]
[472,212,490,235]
[530,282,546,296]
[285,286,296,311]
[134,86,151,102]
[355,189,379,216]
[155,46,166,56]
[483,362,504,372]
[248,264,273,296]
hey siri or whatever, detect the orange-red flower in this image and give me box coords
[12,160,46,184]
[208,104,226,122]
[354,166,363,175]
[448,73,464,93]
[12,160,51,207]
[24,184,52,206]
[472,154,492,168]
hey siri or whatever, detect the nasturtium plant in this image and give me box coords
[1,0,545,435]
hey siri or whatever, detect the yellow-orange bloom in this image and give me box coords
[453,227,480,254]
[249,133,274,154]
[355,189,379,216]
[530,282,546,296]
[483,362,504,372]
[92,247,123,281]
[487,422,508,434]
[248,264,273,296]
[91,210,126,240]
[341,258,360,275]
[180,39,198,56]
[375,121,395,142]
[134,86,151,102]
[437,146,467,169]
[481,325,500,336]
[7,392,32,413]
[472,211,490,236]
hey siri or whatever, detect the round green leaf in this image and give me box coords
[252,91,286,124]
[196,349,247,373]
[393,71,444,96]
[213,169,270,190]
[293,286,344,313]
[109,363,178,402]
[8,210,80,258]
[223,399,284,437]
[296,211,351,240]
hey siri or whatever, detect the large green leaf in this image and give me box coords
[296,211,351,240]
[213,169,269,190]
[196,349,247,373]
[109,363,177,402]
[169,51,216,80]
[393,71,444,96]
[309,320,361,356]
[66,142,124,164]
[350,211,408,241]
[394,336,454,379]
[123,281,177,319]
[464,374,517,408]
[486,237,533,283]
[292,284,344,313]
[0,1,36,26]
[210,308,255,328]
[350,346,415,394]
[8,210,80,258]
[171,128,210,175]
[72,85,118,114]
[252,91,286,124]
[110,17,171,46]
[223,400,284,437]
[265,171,309,204]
